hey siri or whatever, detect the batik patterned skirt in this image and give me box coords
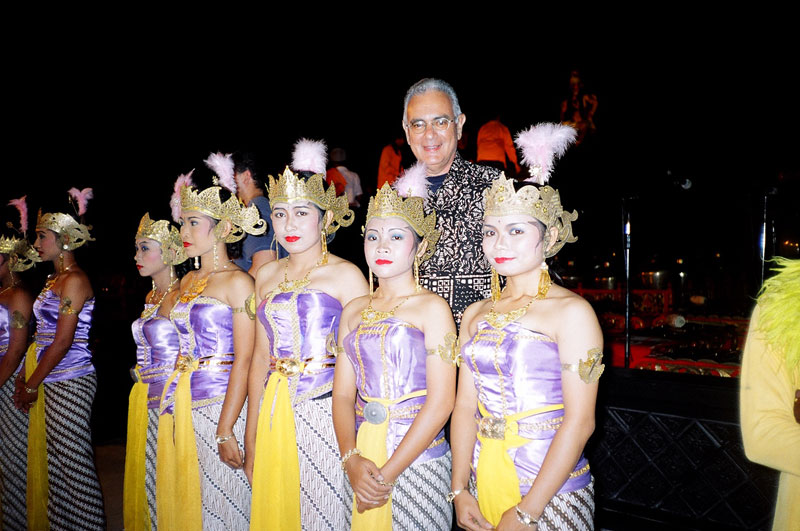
[0,376,28,531]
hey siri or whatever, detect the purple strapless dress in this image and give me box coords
[33,288,95,382]
[131,305,180,408]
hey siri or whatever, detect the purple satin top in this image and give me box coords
[160,295,235,414]
[461,319,590,496]
[343,316,449,465]
[0,303,9,361]
[33,287,95,383]
[258,288,341,404]
[131,305,181,409]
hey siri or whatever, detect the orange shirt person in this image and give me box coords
[377,138,404,188]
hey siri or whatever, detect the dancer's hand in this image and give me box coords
[454,492,493,530]
[243,453,254,484]
[217,434,244,469]
[496,504,537,530]
[344,455,392,509]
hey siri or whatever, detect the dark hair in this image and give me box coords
[233,151,267,195]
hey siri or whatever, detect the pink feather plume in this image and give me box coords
[515,123,577,184]
[204,152,236,194]
[7,196,29,234]
[170,170,195,222]
[291,138,327,175]
[393,161,431,203]
[68,187,94,216]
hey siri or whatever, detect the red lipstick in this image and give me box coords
[285,236,300,243]
[183,242,192,247]
[375,259,392,265]
[494,257,514,264]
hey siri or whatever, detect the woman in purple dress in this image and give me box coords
[451,124,603,531]
[156,155,265,531]
[245,140,368,530]
[123,213,186,530]
[14,188,106,530]
[0,198,38,531]
[333,169,458,530]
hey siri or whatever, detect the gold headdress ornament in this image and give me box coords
[267,166,354,235]
[36,210,95,251]
[366,183,439,262]
[0,236,40,272]
[483,123,579,258]
[179,185,267,243]
[135,213,188,266]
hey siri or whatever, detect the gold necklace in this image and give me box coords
[360,293,411,326]
[0,284,15,297]
[485,273,552,329]
[277,253,327,293]
[142,277,179,319]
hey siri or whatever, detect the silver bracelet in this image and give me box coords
[215,434,234,445]
[446,489,463,503]
[515,504,538,527]
[340,448,362,470]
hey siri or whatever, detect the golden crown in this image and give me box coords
[180,186,266,243]
[0,235,40,272]
[267,167,354,235]
[135,213,188,266]
[366,183,440,262]
[483,173,577,257]
[36,210,95,251]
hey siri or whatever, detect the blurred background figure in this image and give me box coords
[376,136,404,189]
[233,152,277,277]
[560,69,599,145]
[476,115,521,175]
[329,147,363,209]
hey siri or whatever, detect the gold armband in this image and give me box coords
[427,332,460,366]
[59,297,78,315]
[326,332,344,358]
[10,310,27,329]
[561,348,605,384]
[232,293,257,320]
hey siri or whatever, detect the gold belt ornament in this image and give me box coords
[275,358,304,377]
[478,415,507,440]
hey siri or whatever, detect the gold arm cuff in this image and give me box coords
[561,348,605,384]
[426,332,460,366]
[10,310,27,329]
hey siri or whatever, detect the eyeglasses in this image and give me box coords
[405,117,457,135]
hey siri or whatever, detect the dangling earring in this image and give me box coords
[213,242,219,271]
[320,229,329,265]
[58,252,64,273]
[538,261,552,297]
[9,269,16,287]
[413,255,421,293]
[491,267,501,302]
[194,256,200,269]
[368,268,374,296]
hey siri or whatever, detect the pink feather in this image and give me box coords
[7,196,29,234]
[170,170,195,222]
[68,187,94,216]
[204,152,236,194]
[393,162,431,203]
[291,138,327,175]
[515,123,577,184]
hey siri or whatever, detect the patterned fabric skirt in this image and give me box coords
[345,451,453,531]
[43,372,106,530]
[470,476,595,531]
[295,396,348,531]
[193,401,250,531]
[0,376,28,531]
[145,407,159,530]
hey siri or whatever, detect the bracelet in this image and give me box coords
[515,505,538,527]
[446,489,463,503]
[376,477,396,488]
[340,448,362,470]
[24,385,38,394]
[215,434,234,445]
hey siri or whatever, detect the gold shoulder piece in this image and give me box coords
[59,297,78,315]
[10,310,27,329]
[325,332,344,358]
[427,332,460,366]
[562,348,604,384]
[245,292,257,320]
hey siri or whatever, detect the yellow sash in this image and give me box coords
[475,401,564,526]
[123,369,150,531]
[350,389,427,531]
[250,370,301,531]
[156,361,202,531]
[25,342,49,531]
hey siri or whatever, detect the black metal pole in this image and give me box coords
[623,200,632,369]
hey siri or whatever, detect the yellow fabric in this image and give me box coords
[740,305,800,530]
[351,390,427,531]
[475,401,564,526]
[250,370,301,531]
[123,371,150,531]
[25,342,49,531]
[156,364,202,531]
